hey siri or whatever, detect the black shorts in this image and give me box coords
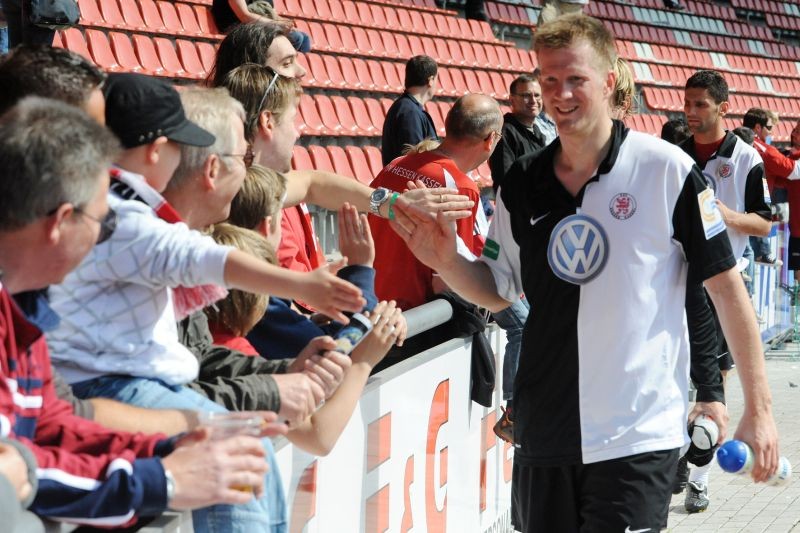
[789,237,800,271]
[511,449,679,533]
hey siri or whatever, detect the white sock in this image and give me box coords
[689,462,711,486]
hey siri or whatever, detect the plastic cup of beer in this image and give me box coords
[199,412,264,493]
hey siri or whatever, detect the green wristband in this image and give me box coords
[387,192,400,220]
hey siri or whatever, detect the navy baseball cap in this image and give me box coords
[103,73,216,149]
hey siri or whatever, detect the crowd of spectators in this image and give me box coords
[0,2,796,531]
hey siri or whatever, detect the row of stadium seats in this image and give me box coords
[293,19,534,72]
[643,86,800,119]
[275,0,496,43]
[731,0,800,18]
[78,0,223,40]
[631,61,800,98]
[298,53,516,99]
[55,28,214,80]
[291,144,492,187]
[619,39,800,79]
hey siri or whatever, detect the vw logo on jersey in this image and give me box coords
[547,214,609,285]
[702,171,718,196]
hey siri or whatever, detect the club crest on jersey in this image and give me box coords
[547,214,609,285]
[609,193,637,220]
[717,163,733,179]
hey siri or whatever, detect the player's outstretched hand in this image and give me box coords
[390,201,458,272]
[300,259,365,323]
[351,301,406,367]
[398,179,474,221]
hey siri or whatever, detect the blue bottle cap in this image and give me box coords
[717,440,749,473]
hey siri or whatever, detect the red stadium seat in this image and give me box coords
[348,96,379,136]
[62,28,93,61]
[139,0,167,33]
[176,3,204,35]
[98,0,129,29]
[476,70,496,97]
[292,146,314,171]
[328,146,356,178]
[382,61,404,93]
[426,102,445,137]
[299,94,329,136]
[196,42,217,74]
[78,0,108,27]
[301,54,328,88]
[157,1,184,32]
[381,32,402,60]
[308,145,335,172]
[85,29,120,71]
[463,69,481,93]
[345,146,375,185]
[118,0,148,30]
[53,30,65,48]
[380,97,393,115]
[446,40,466,66]
[336,56,360,90]
[108,32,146,73]
[450,68,468,95]
[154,37,187,77]
[331,95,366,136]
[352,58,376,91]
[365,98,387,132]
[132,34,166,75]
[367,60,390,91]
[316,95,345,136]
[176,40,206,78]
[363,146,384,178]
[322,23,344,53]
[352,26,373,55]
[436,68,456,97]
[322,54,347,88]
[193,5,221,36]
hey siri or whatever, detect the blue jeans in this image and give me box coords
[743,243,755,296]
[72,376,287,533]
[492,296,530,401]
[0,26,8,54]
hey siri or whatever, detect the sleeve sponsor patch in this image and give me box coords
[698,188,726,240]
[482,238,500,260]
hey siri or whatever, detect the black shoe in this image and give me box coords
[684,481,710,513]
[672,456,689,494]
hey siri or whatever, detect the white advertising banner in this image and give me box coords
[273,329,513,533]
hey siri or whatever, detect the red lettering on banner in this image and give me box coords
[400,455,414,532]
[426,379,449,531]
[480,410,498,512]
[367,412,392,470]
[289,460,317,533]
[503,440,513,483]
[365,485,390,533]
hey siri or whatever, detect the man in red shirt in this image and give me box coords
[369,94,503,310]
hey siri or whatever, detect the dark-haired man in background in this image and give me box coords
[381,55,439,166]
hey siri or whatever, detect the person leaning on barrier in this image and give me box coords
[0,96,283,527]
[388,15,779,532]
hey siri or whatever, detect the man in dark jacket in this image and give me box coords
[381,55,439,166]
[489,74,546,192]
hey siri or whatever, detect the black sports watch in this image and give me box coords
[369,187,392,217]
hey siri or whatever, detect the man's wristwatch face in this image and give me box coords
[370,187,391,215]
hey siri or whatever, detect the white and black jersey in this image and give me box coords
[481,121,735,466]
[681,131,770,259]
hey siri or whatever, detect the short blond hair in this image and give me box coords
[533,14,617,72]
[205,223,276,336]
[766,110,780,126]
[228,164,287,231]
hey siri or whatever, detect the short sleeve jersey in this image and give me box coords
[369,151,482,310]
[681,132,770,259]
[481,121,735,466]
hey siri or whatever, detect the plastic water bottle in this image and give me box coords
[716,440,792,486]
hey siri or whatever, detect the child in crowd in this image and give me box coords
[206,223,275,355]
[227,164,398,359]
